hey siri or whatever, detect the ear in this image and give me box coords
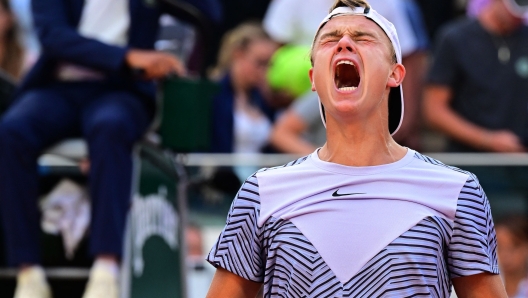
[309,68,316,91]
[387,63,406,88]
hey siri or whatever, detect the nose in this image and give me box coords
[335,36,355,54]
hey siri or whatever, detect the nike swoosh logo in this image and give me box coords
[332,190,366,197]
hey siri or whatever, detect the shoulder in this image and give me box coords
[436,18,479,44]
[411,151,473,181]
[411,151,487,210]
[257,155,311,177]
[240,156,311,197]
[228,156,311,226]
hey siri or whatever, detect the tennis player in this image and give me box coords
[206,0,507,297]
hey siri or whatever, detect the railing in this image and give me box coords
[30,152,528,298]
[39,152,528,167]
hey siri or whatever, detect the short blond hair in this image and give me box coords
[209,22,270,80]
[329,0,370,12]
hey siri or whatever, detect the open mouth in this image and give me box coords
[334,60,360,92]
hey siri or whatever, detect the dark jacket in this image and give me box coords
[210,74,276,153]
[17,0,161,99]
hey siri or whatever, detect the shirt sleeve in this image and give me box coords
[447,175,500,278]
[206,173,265,282]
[427,25,459,87]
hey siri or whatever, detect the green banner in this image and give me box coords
[123,146,185,298]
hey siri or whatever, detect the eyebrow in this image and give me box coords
[319,30,342,41]
[319,29,377,41]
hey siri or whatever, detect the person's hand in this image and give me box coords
[125,49,186,79]
[482,130,526,152]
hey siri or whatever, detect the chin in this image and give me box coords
[332,99,363,117]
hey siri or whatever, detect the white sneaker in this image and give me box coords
[82,266,119,298]
[13,266,52,298]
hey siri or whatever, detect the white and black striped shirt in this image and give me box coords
[208,150,499,297]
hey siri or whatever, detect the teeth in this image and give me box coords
[337,60,355,66]
[338,86,357,92]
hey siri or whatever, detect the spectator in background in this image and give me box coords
[0,0,185,297]
[0,0,24,80]
[263,0,429,150]
[423,0,528,152]
[496,215,528,297]
[209,22,278,179]
[209,22,278,154]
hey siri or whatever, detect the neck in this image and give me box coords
[479,4,517,35]
[319,119,407,167]
[503,269,527,296]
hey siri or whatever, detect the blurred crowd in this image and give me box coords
[0,0,528,297]
[3,0,528,155]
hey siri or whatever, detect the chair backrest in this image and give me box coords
[157,0,214,75]
[158,77,219,152]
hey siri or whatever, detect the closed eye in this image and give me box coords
[320,37,340,44]
[354,36,375,43]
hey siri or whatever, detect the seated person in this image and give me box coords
[209,21,279,154]
[0,0,184,297]
[208,22,279,179]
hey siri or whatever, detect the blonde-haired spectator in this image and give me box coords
[209,21,279,180]
[209,21,279,154]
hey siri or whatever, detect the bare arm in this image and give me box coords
[206,267,262,298]
[270,110,317,155]
[452,273,507,298]
[423,85,525,152]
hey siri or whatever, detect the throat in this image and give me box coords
[320,132,406,167]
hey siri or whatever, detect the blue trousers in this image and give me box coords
[0,81,152,266]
